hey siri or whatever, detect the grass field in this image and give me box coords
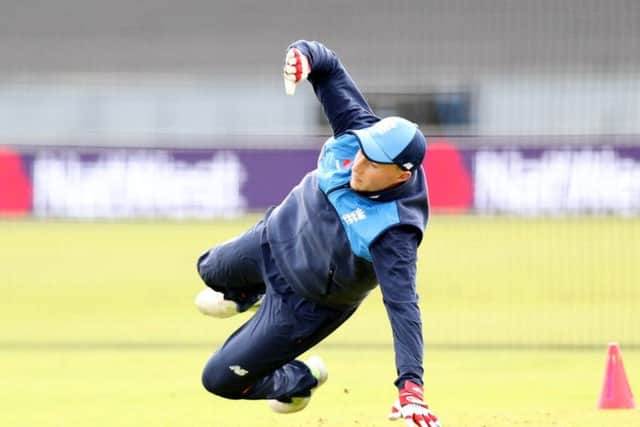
[1,215,639,426]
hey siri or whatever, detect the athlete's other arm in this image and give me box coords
[371,227,440,427]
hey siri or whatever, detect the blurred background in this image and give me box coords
[1,0,639,351]
[1,2,639,426]
[1,0,638,143]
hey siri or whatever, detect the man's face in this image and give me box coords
[349,150,412,192]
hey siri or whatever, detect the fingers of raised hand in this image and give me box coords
[283,48,309,83]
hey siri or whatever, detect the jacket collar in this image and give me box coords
[353,169,420,202]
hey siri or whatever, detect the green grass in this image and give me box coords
[1,216,639,426]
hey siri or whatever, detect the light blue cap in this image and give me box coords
[351,117,426,171]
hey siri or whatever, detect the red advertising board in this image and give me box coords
[0,147,31,217]
[424,139,473,213]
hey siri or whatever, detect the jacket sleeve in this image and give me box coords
[370,225,424,388]
[288,40,379,137]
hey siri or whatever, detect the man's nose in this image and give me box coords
[352,156,364,173]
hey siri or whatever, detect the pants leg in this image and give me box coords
[196,220,266,310]
[201,270,357,401]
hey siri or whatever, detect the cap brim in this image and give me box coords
[351,128,395,164]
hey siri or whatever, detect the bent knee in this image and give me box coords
[196,247,226,288]
[201,364,246,399]
[196,248,213,279]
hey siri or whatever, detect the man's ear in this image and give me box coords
[397,169,412,183]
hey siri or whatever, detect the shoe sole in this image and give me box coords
[267,356,327,414]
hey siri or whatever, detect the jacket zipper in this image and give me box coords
[325,264,336,295]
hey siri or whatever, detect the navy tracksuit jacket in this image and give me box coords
[198,41,429,399]
[266,40,430,387]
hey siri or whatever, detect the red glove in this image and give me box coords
[388,381,440,427]
[283,47,310,95]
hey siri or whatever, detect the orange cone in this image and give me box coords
[597,342,636,409]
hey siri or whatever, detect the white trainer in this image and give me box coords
[195,288,263,318]
[194,288,239,318]
[268,355,328,414]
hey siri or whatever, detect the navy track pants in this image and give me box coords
[196,220,357,402]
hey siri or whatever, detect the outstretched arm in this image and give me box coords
[285,40,379,136]
[371,226,441,427]
[371,226,424,387]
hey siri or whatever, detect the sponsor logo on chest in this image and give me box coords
[342,207,366,224]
